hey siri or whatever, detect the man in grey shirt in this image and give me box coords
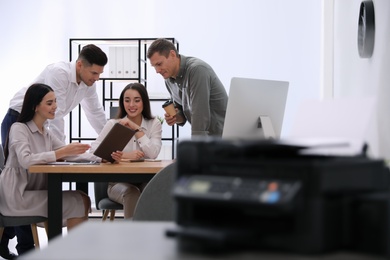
[147,38,228,137]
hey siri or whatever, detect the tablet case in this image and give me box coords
[93,123,136,163]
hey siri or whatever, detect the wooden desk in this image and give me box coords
[20,221,382,260]
[29,160,174,240]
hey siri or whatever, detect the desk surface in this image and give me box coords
[20,221,382,260]
[29,160,175,174]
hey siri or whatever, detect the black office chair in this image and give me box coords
[94,182,123,221]
[0,144,48,249]
[133,162,176,221]
[0,215,48,249]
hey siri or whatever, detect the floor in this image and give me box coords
[5,183,125,257]
[6,209,124,257]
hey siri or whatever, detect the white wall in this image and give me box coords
[333,0,390,159]
[0,0,323,142]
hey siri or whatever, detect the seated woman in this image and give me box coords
[90,83,162,219]
[0,83,94,231]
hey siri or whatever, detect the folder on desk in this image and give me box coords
[93,123,136,163]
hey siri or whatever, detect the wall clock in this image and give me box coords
[357,0,375,58]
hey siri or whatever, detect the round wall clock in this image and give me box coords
[357,0,375,58]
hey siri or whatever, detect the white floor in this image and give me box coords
[6,182,116,253]
[7,211,124,257]
[4,178,130,257]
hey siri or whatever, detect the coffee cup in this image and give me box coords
[162,100,176,116]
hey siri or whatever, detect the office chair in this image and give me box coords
[133,162,176,221]
[94,182,123,221]
[0,144,48,249]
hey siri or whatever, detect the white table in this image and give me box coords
[20,221,382,260]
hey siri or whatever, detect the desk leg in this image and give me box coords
[48,174,63,240]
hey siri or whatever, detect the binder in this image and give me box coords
[116,47,124,78]
[123,46,139,78]
[109,47,117,78]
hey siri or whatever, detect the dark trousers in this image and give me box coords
[1,227,34,255]
[0,109,35,255]
[1,109,19,146]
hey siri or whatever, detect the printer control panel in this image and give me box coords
[174,175,301,205]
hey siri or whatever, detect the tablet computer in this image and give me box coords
[93,123,136,163]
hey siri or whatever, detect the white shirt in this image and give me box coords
[9,61,107,141]
[90,117,162,159]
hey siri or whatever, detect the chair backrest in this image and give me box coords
[94,182,110,210]
[133,162,176,221]
[110,107,119,119]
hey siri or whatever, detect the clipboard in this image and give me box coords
[93,123,136,163]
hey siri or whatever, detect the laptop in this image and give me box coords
[93,123,137,163]
[46,161,99,165]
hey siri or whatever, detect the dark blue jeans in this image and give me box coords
[1,109,19,146]
[1,226,34,255]
[0,109,34,255]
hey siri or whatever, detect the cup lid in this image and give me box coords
[162,100,173,107]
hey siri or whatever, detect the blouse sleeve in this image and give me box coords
[136,118,162,159]
[9,123,58,169]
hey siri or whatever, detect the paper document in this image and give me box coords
[288,97,375,156]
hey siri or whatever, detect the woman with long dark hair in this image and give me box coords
[91,83,162,219]
[0,83,94,254]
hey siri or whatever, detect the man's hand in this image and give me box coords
[164,109,184,126]
[164,113,177,126]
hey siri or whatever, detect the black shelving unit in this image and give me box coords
[69,38,180,159]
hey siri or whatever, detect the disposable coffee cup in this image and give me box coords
[162,100,176,116]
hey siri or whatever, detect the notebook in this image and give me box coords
[93,123,137,163]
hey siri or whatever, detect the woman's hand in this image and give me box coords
[110,151,123,163]
[66,143,91,154]
[118,118,139,131]
[55,143,91,159]
[124,150,145,160]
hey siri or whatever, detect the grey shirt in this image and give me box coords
[165,55,228,137]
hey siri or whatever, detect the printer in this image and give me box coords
[169,138,390,256]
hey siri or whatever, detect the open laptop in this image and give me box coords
[93,123,136,163]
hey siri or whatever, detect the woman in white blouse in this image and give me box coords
[90,83,162,219]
